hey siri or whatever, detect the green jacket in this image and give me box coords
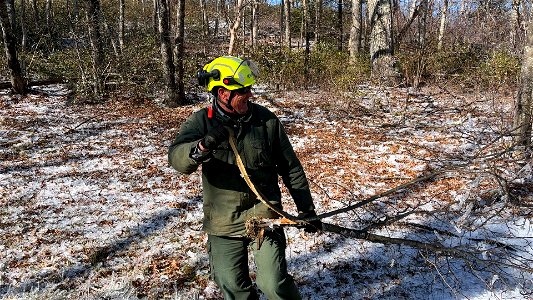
[168,103,315,236]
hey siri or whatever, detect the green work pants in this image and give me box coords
[207,229,302,300]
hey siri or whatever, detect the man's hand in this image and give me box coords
[297,210,322,233]
[200,125,229,151]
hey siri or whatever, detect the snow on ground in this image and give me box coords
[0,85,532,299]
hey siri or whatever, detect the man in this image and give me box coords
[168,56,320,300]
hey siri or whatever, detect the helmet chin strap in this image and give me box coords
[217,91,240,114]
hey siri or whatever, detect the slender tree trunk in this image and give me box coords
[175,0,186,105]
[349,0,362,62]
[303,0,310,79]
[437,0,448,50]
[514,19,533,157]
[337,0,343,51]
[119,0,125,51]
[315,0,322,44]
[284,0,290,48]
[228,0,244,55]
[241,7,246,49]
[0,0,26,94]
[102,14,119,57]
[32,0,39,29]
[368,0,398,83]
[46,0,53,36]
[153,0,159,33]
[199,0,210,36]
[511,0,522,49]
[158,0,178,106]
[251,0,258,49]
[408,0,418,20]
[279,0,284,46]
[86,0,104,97]
[6,0,15,33]
[214,0,220,36]
[22,0,27,50]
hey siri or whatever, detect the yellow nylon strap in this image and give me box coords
[226,128,298,223]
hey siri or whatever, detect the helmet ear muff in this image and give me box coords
[197,69,220,87]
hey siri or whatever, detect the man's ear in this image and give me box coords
[218,87,228,101]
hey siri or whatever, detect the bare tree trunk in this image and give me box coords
[349,0,362,62]
[0,0,26,94]
[337,0,343,51]
[408,0,418,20]
[283,0,290,48]
[86,0,104,97]
[303,0,310,81]
[214,0,220,36]
[119,0,125,51]
[228,0,244,55]
[511,0,522,49]
[22,0,27,50]
[251,0,258,50]
[46,0,53,36]
[175,0,186,105]
[199,0,210,36]
[315,0,322,45]
[158,0,178,106]
[368,0,398,84]
[102,14,119,57]
[514,19,533,157]
[279,0,284,46]
[153,0,158,33]
[6,0,15,33]
[241,7,246,49]
[32,0,39,29]
[437,0,448,50]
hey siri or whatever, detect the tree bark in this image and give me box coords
[315,0,322,44]
[283,0,291,48]
[368,0,398,84]
[228,0,244,55]
[119,0,125,51]
[348,0,362,62]
[6,0,15,33]
[337,0,343,51]
[86,0,104,97]
[199,0,210,37]
[153,0,159,33]
[251,0,258,50]
[22,0,27,50]
[514,19,533,157]
[158,0,178,107]
[214,0,220,36]
[175,0,186,105]
[303,0,310,77]
[437,0,448,50]
[46,0,53,36]
[0,0,26,94]
[32,0,39,29]
[511,0,522,49]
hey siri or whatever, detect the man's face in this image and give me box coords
[217,87,252,115]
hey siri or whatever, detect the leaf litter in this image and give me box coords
[0,85,532,299]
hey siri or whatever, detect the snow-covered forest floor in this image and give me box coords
[1,85,532,300]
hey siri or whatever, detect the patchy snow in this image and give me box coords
[1,85,532,299]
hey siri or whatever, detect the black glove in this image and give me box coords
[200,125,229,151]
[297,210,322,233]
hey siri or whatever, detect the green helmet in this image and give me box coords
[197,56,258,92]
